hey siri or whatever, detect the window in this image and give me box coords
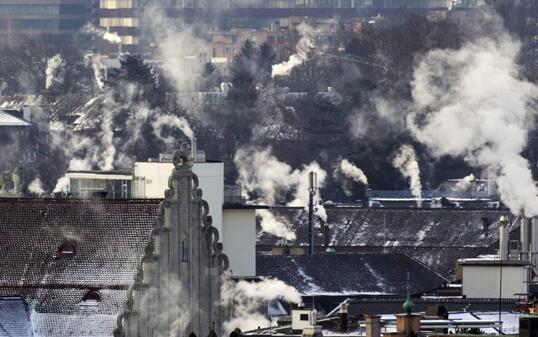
[57,240,77,257]
[300,314,309,321]
[80,290,101,305]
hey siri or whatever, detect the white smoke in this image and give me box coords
[392,145,422,207]
[272,23,316,78]
[53,176,69,194]
[45,54,64,89]
[151,114,194,144]
[87,55,104,90]
[452,174,476,191]
[222,272,302,333]
[82,23,122,44]
[28,177,45,195]
[235,146,328,235]
[339,159,368,186]
[407,26,538,217]
[256,209,296,241]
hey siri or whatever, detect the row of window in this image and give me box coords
[100,17,139,27]
[100,0,137,9]
[0,4,87,15]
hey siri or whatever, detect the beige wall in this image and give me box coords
[133,161,224,235]
[223,208,256,277]
[462,264,527,299]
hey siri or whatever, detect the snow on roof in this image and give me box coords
[0,297,32,337]
[0,111,31,126]
[256,254,446,296]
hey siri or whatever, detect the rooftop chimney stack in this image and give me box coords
[308,171,317,256]
[532,217,538,273]
[191,137,197,162]
[499,216,509,261]
[339,303,348,332]
[521,217,530,261]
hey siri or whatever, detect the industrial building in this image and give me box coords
[0,0,92,45]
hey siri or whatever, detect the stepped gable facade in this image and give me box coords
[115,144,230,337]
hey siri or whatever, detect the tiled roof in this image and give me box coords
[0,198,160,288]
[256,253,446,296]
[0,297,32,337]
[30,312,117,337]
[0,197,161,335]
[257,207,512,276]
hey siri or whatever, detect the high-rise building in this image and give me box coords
[0,0,91,45]
[99,0,139,53]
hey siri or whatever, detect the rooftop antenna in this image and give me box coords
[308,171,317,256]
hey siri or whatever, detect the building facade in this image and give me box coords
[0,0,91,45]
[99,0,139,52]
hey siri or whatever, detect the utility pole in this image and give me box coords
[308,171,317,256]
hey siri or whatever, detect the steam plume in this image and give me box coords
[272,23,316,77]
[392,145,422,206]
[452,174,476,191]
[235,146,327,234]
[222,272,302,333]
[82,23,122,44]
[151,114,194,143]
[28,178,45,195]
[339,159,368,185]
[407,26,538,216]
[256,209,296,241]
[45,54,64,89]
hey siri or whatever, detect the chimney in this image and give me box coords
[521,217,530,261]
[308,171,317,256]
[532,217,538,270]
[338,303,348,332]
[191,137,197,162]
[22,106,31,122]
[499,216,509,260]
[365,315,381,337]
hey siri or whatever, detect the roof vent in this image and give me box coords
[80,290,101,306]
[57,240,77,257]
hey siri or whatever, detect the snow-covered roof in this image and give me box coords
[0,297,32,337]
[256,254,446,296]
[257,207,513,277]
[0,111,31,126]
[0,197,161,336]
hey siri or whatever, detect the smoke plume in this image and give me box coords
[151,114,194,144]
[272,23,316,78]
[235,146,327,234]
[82,23,122,44]
[392,145,422,206]
[452,174,476,191]
[407,24,538,216]
[256,209,296,241]
[28,178,45,195]
[45,54,64,89]
[222,272,302,333]
[339,159,368,185]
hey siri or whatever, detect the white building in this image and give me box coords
[459,258,529,299]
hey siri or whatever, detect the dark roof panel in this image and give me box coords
[256,254,446,296]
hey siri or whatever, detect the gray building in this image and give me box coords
[0,0,92,45]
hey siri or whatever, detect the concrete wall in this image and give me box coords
[222,208,256,277]
[462,264,527,299]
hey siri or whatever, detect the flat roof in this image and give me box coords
[459,259,529,266]
[67,170,132,175]
[223,203,270,210]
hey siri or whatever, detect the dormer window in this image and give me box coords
[80,290,101,306]
[57,240,77,257]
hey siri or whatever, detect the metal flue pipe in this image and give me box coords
[499,216,509,261]
[308,171,317,256]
